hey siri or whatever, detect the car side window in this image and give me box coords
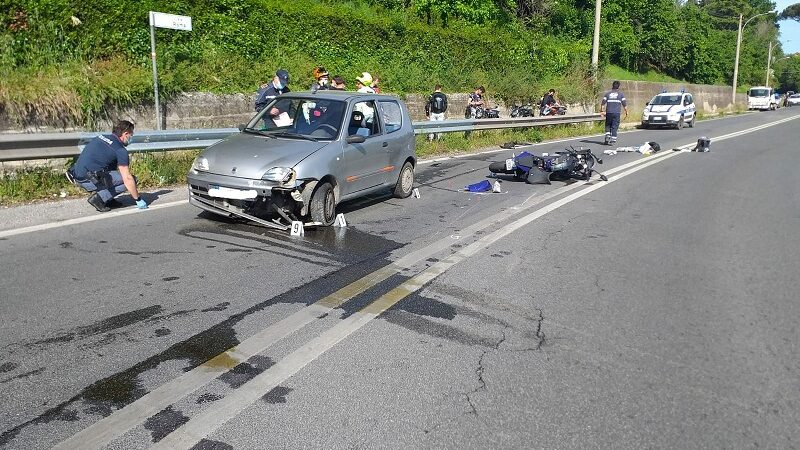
[351,101,382,137]
[378,101,403,134]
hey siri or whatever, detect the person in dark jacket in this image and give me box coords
[600,80,628,145]
[67,120,147,212]
[425,84,448,141]
[254,69,290,113]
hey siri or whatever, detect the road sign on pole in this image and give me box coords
[148,12,192,130]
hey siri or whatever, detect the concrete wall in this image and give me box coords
[609,80,747,120]
[0,80,746,133]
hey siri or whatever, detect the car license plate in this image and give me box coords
[652,117,664,121]
[208,185,258,200]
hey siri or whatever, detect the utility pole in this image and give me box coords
[591,0,601,80]
[765,41,773,87]
[732,14,743,105]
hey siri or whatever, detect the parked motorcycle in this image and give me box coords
[488,147,608,184]
[510,103,535,117]
[539,103,567,116]
[465,105,500,119]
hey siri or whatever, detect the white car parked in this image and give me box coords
[786,93,800,107]
[641,91,696,129]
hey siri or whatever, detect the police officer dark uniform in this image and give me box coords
[600,80,629,145]
[254,69,291,112]
[68,120,147,212]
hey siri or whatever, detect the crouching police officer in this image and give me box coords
[67,120,147,212]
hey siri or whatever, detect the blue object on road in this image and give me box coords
[465,180,492,192]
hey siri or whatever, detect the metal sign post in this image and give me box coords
[148,11,192,130]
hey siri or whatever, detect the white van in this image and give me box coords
[747,86,778,110]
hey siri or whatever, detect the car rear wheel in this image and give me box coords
[309,182,336,225]
[393,161,414,198]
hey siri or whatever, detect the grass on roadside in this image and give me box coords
[0,123,604,205]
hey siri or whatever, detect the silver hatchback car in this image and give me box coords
[188,91,416,227]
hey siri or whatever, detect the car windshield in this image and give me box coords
[650,95,681,105]
[246,97,346,141]
[748,89,770,97]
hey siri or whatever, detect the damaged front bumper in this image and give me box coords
[187,170,319,225]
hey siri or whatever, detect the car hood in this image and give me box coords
[648,105,681,113]
[201,133,328,179]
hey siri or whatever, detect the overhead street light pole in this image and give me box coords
[732,11,777,104]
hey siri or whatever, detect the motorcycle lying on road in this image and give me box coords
[488,147,608,184]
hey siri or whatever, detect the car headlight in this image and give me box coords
[262,167,295,183]
[192,156,209,172]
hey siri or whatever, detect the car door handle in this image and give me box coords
[382,142,388,147]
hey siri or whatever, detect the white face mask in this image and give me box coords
[320,78,328,86]
[274,80,284,90]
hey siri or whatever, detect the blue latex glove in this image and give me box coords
[135,198,148,209]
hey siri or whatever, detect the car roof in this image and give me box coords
[654,92,689,96]
[280,90,398,101]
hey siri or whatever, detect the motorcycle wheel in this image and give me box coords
[488,161,510,174]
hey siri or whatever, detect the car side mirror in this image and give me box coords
[645,102,649,106]
[238,123,246,131]
[346,135,366,144]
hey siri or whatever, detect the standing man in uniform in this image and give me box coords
[254,69,290,128]
[425,84,448,141]
[600,80,628,145]
[68,120,147,212]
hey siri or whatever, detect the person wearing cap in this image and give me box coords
[355,72,375,94]
[254,69,291,113]
[67,120,148,212]
[311,66,330,91]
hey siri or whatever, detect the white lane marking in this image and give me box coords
[151,146,688,450]
[0,200,187,239]
[52,146,679,450]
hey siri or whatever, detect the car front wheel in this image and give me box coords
[309,181,336,225]
[393,162,414,198]
[676,117,684,130]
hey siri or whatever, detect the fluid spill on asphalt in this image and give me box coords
[154,328,171,337]
[262,386,293,404]
[162,277,180,282]
[0,362,18,373]
[192,438,234,450]
[201,302,230,312]
[218,356,275,389]
[196,393,222,404]
[143,406,189,443]
[59,242,73,249]
[24,305,163,349]
[178,218,403,266]
[0,228,404,447]
[1,367,46,384]
[383,310,499,347]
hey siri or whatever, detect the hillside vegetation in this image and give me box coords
[0,0,786,128]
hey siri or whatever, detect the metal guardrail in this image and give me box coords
[0,114,601,162]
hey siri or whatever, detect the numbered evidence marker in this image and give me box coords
[412,188,421,198]
[334,213,347,227]
[492,180,502,193]
[290,221,305,237]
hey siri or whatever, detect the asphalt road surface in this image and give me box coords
[1,109,799,449]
